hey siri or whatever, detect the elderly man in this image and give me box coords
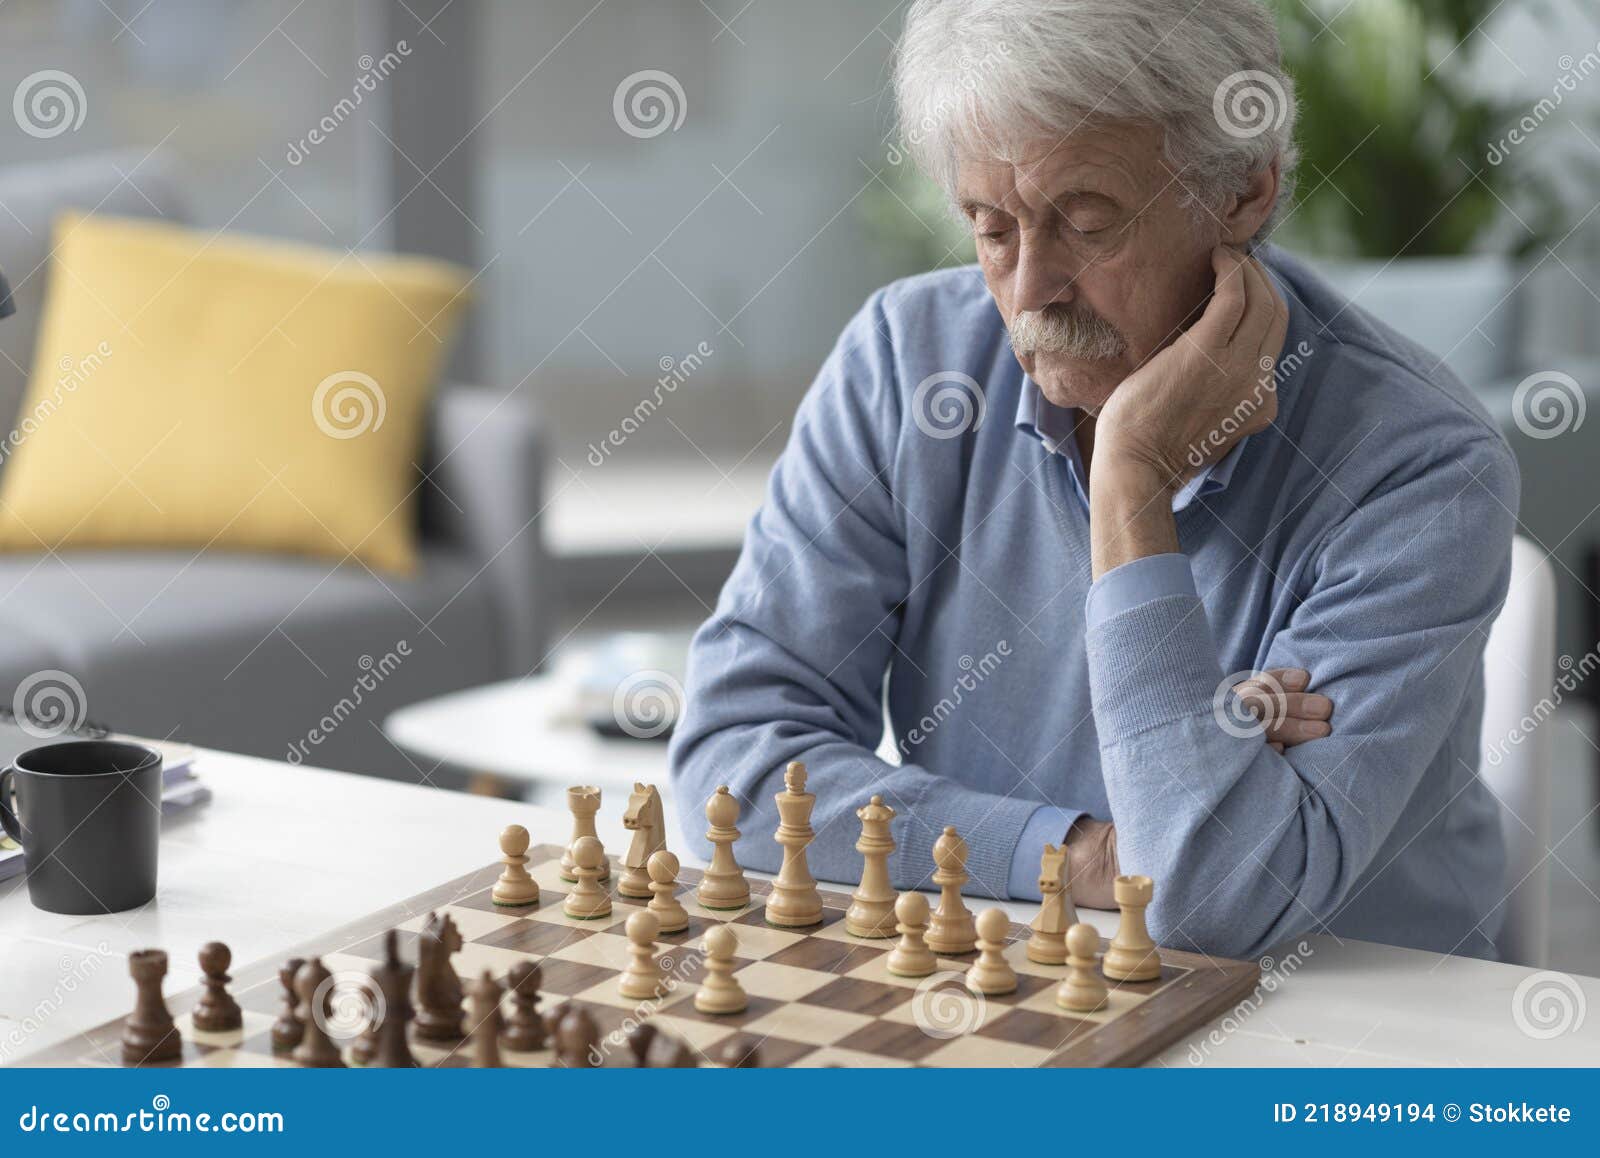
[669,0,1516,960]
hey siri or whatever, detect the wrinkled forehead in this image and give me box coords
[954,120,1169,213]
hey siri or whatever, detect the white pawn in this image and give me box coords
[694,925,747,1014]
[964,908,1018,995]
[885,892,936,978]
[618,910,667,1001]
[647,850,689,933]
[563,835,612,920]
[491,824,540,908]
[1056,923,1109,1012]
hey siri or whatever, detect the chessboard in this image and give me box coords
[31,843,1261,1068]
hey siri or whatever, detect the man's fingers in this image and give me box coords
[1263,667,1309,691]
[1234,687,1333,721]
[1265,716,1333,747]
[1191,246,1249,347]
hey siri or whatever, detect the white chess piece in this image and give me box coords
[698,786,751,910]
[618,910,668,1001]
[560,786,606,882]
[846,795,898,937]
[1102,875,1161,981]
[964,908,1018,995]
[647,850,690,933]
[764,762,823,927]
[694,925,748,1014]
[1056,923,1109,1012]
[563,836,612,920]
[925,826,976,954]
[491,824,540,907]
[886,891,937,977]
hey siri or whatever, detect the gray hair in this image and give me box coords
[892,0,1298,242]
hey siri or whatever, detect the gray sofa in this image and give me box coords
[0,152,546,778]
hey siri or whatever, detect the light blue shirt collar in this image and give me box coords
[1013,378,1248,513]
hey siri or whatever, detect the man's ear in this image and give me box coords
[1220,156,1281,245]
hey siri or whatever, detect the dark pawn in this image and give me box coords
[625,1020,658,1067]
[121,949,182,1066]
[646,1031,698,1068]
[554,1006,601,1068]
[191,942,242,1032]
[270,957,305,1052]
[370,931,417,1068]
[719,1034,761,1068]
[291,957,345,1068]
[500,961,545,1052]
[542,999,570,1044]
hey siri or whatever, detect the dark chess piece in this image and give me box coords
[270,957,305,1052]
[291,957,346,1068]
[191,942,242,1032]
[646,1031,698,1068]
[500,961,545,1052]
[625,1020,658,1067]
[412,911,465,1041]
[542,999,570,1044]
[121,949,182,1066]
[554,1006,601,1068]
[470,971,504,1068]
[370,931,417,1068]
[719,1034,761,1068]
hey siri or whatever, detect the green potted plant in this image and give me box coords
[1274,0,1593,383]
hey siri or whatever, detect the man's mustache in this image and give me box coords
[1008,303,1127,361]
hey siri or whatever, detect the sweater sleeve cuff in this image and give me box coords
[1006,805,1084,900]
[1085,552,1198,627]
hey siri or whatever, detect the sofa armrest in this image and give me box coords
[420,383,549,677]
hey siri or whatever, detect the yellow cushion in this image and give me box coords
[0,213,471,573]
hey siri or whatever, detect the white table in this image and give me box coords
[2,748,1595,1066]
[381,665,672,805]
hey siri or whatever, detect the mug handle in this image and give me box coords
[0,768,21,844]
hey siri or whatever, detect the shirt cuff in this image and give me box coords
[1085,552,1197,627]
[1006,805,1083,901]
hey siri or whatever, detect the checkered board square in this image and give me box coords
[32,844,1260,1068]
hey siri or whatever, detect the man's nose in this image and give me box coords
[1011,237,1077,315]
